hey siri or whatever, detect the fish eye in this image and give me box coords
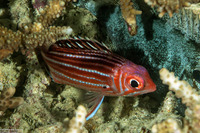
[126,75,144,90]
[130,79,139,88]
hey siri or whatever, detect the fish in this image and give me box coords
[41,37,156,120]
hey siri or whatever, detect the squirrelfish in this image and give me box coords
[41,38,156,120]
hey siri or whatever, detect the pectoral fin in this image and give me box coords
[85,92,104,120]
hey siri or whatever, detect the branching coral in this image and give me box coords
[159,68,200,107]
[9,0,32,27]
[30,0,66,30]
[0,0,73,60]
[0,27,22,60]
[120,0,142,36]
[66,105,87,133]
[144,0,200,17]
[153,68,200,133]
[0,87,24,113]
[152,118,182,133]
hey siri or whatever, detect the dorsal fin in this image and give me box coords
[49,38,112,53]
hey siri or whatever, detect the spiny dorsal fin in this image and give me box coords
[51,37,111,53]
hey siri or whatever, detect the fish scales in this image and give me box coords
[49,64,107,85]
[42,49,124,78]
[43,57,112,91]
[42,47,125,92]
[41,38,156,120]
[50,67,108,90]
[44,54,115,74]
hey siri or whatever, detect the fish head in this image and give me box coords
[120,61,156,96]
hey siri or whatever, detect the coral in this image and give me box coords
[108,97,125,120]
[155,68,200,133]
[159,68,200,108]
[61,6,98,38]
[0,60,21,90]
[0,0,100,131]
[66,105,87,133]
[148,91,181,128]
[158,91,177,114]
[11,96,57,130]
[32,0,47,10]
[152,118,182,133]
[144,0,200,17]
[167,3,200,43]
[84,94,179,133]
[24,54,50,97]
[0,87,24,113]
[120,0,142,36]
[8,0,32,28]
[31,0,77,30]
[34,0,66,29]
[33,122,63,133]
[0,0,73,60]
[0,25,72,60]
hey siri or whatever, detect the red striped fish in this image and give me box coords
[41,38,156,120]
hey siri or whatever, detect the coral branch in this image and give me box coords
[155,68,200,133]
[36,0,66,28]
[144,0,200,17]
[9,0,32,27]
[152,118,182,133]
[0,87,24,113]
[0,26,22,52]
[0,0,74,60]
[66,105,87,133]
[120,0,142,36]
[0,25,72,59]
[159,68,200,108]
[22,26,73,51]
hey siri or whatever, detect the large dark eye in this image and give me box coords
[130,79,139,88]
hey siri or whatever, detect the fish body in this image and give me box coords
[41,38,156,120]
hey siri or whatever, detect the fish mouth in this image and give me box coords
[149,84,157,92]
[126,89,154,96]
[145,81,156,93]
